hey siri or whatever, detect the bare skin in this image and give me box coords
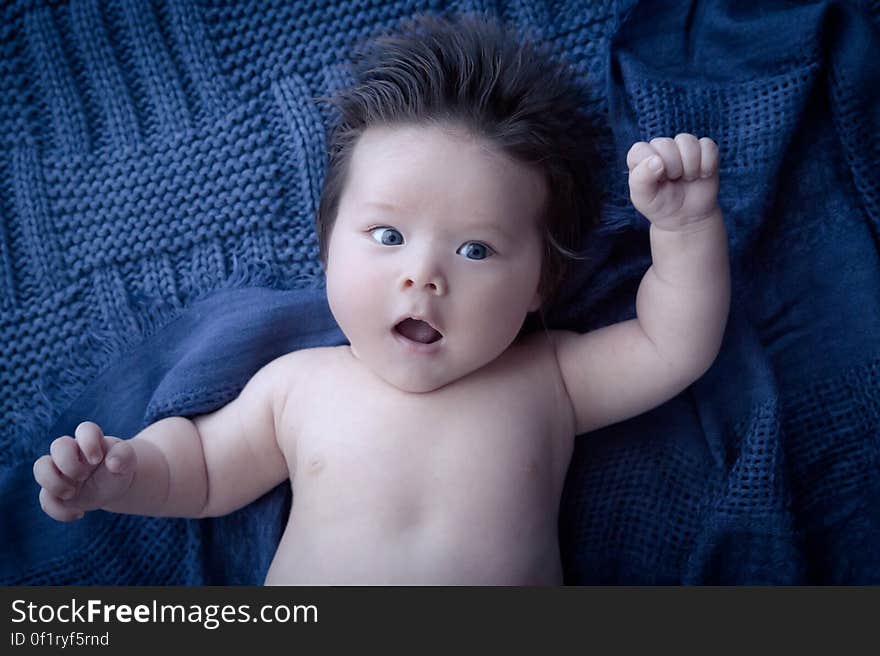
[263,334,573,585]
[33,127,729,585]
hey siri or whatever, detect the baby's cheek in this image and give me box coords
[470,284,527,349]
[327,264,360,327]
[329,256,386,335]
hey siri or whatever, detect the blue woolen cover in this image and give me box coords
[1,0,878,584]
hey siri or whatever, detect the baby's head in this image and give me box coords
[316,13,598,392]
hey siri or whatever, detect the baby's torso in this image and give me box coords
[264,333,574,585]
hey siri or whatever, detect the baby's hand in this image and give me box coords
[33,421,136,522]
[627,134,720,231]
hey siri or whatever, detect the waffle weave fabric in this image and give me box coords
[2,0,878,584]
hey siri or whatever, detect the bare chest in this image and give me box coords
[280,343,574,525]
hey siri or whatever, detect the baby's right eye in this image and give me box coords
[370,227,404,246]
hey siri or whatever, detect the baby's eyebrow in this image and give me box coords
[458,220,512,241]
[364,201,513,240]
[365,201,402,213]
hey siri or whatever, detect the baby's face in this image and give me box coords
[325,123,546,393]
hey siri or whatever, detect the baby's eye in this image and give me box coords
[456,241,495,260]
[370,227,404,246]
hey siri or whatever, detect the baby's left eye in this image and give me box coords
[456,242,495,260]
[369,226,404,246]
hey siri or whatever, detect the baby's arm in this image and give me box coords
[554,134,730,434]
[33,357,291,521]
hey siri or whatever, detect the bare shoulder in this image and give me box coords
[548,319,708,435]
[270,344,347,422]
[510,327,563,368]
[496,328,577,434]
[511,328,572,396]
[266,345,340,377]
[266,345,344,404]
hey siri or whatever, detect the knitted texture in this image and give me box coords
[2,0,879,584]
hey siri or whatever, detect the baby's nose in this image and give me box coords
[402,272,446,295]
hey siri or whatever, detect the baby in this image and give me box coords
[32,15,729,584]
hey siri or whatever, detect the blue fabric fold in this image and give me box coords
[2,287,345,584]
[558,0,879,584]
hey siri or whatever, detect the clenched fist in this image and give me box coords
[33,421,136,522]
[627,134,720,232]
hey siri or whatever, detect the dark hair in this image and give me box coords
[315,12,599,307]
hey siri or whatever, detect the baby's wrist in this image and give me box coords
[650,206,723,235]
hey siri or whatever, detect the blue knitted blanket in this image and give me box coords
[2,0,878,584]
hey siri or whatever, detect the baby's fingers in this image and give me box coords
[49,435,93,482]
[33,454,78,501]
[674,133,702,181]
[100,437,135,475]
[74,421,106,465]
[626,141,657,171]
[75,438,136,510]
[39,487,84,522]
[629,153,665,210]
[649,138,683,180]
[699,137,720,178]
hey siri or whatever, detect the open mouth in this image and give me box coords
[394,318,443,344]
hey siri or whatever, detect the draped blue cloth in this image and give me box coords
[2,0,878,584]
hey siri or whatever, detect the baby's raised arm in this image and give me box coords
[553,134,730,435]
[33,357,291,522]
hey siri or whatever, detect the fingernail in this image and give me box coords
[88,454,101,465]
[106,457,120,471]
[648,157,662,171]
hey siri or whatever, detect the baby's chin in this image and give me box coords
[350,346,472,394]
[374,366,463,394]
